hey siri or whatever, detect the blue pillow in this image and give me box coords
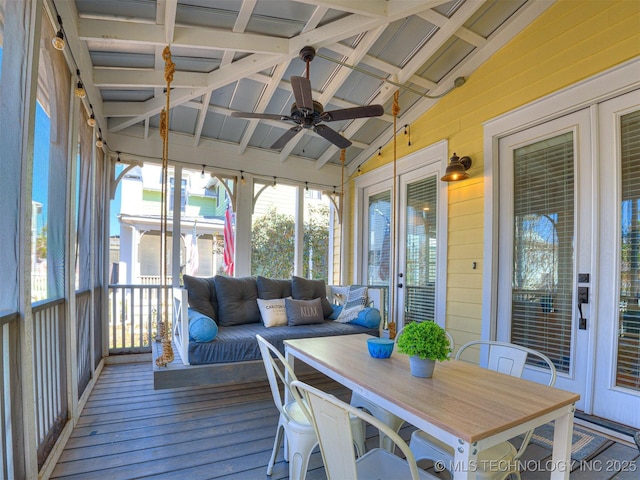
[188,308,218,342]
[348,307,381,329]
[328,304,343,320]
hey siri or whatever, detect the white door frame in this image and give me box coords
[483,58,640,415]
[354,140,449,328]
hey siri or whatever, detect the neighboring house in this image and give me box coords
[117,164,228,284]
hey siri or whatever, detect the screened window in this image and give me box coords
[617,109,640,390]
[251,182,296,278]
[511,131,575,373]
[302,189,330,280]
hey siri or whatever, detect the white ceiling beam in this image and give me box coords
[234,0,257,32]
[237,62,289,153]
[93,69,208,88]
[417,9,487,48]
[108,126,344,186]
[398,1,486,84]
[77,18,289,55]
[107,2,459,135]
[164,0,177,44]
[193,91,212,147]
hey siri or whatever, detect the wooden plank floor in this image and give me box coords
[50,362,639,479]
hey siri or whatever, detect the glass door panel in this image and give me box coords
[403,177,438,323]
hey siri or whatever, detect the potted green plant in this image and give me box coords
[396,321,451,377]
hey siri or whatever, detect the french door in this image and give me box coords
[594,90,640,427]
[361,158,446,329]
[497,90,640,427]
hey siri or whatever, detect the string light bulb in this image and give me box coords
[378,146,382,156]
[404,124,411,146]
[96,137,104,148]
[273,176,277,187]
[52,16,65,50]
[116,152,121,162]
[200,165,205,179]
[87,113,96,127]
[305,181,309,191]
[75,81,86,98]
[52,29,65,50]
[240,170,246,185]
[74,71,86,98]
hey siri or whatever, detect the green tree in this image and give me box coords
[251,207,295,278]
[303,203,329,279]
[251,204,330,279]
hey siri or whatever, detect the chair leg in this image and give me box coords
[267,420,285,475]
[287,431,318,480]
[351,417,366,457]
[379,415,405,452]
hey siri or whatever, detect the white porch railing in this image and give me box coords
[108,284,173,353]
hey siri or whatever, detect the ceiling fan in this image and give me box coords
[231,46,385,150]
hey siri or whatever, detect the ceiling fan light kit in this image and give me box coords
[231,46,385,150]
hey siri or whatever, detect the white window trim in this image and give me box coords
[482,57,640,341]
[353,140,449,327]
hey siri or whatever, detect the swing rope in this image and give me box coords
[156,45,176,368]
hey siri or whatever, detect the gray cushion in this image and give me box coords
[214,276,260,326]
[183,275,217,321]
[257,276,292,299]
[285,298,325,326]
[291,276,333,317]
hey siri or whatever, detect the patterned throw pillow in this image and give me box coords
[257,297,288,327]
[335,286,368,323]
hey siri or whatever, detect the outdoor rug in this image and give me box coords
[529,422,614,461]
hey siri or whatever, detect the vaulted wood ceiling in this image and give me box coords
[51,0,554,184]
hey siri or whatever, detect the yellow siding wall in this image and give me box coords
[350,0,639,345]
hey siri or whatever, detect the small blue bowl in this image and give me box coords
[367,338,394,358]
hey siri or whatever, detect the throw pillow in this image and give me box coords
[188,308,218,342]
[291,276,333,318]
[348,307,381,329]
[214,276,261,326]
[257,297,288,327]
[257,276,292,299]
[336,286,368,323]
[328,304,343,320]
[183,274,217,321]
[285,297,325,326]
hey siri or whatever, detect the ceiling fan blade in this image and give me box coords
[313,124,352,149]
[290,76,314,112]
[321,104,384,122]
[271,125,302,150]
[231,111,292,121]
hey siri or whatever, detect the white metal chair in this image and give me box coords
[351,330,455,452]
[292,380,438,480]
[409,340,557,480]
[256,335,365,480]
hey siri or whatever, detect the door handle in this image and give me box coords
[578,287,588,330]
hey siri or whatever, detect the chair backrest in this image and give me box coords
[292,380,424,480]
[256,334,308,422]
[455,340,556,386]
[454,340,557,461]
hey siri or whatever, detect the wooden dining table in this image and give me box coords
[284,334,580,480]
